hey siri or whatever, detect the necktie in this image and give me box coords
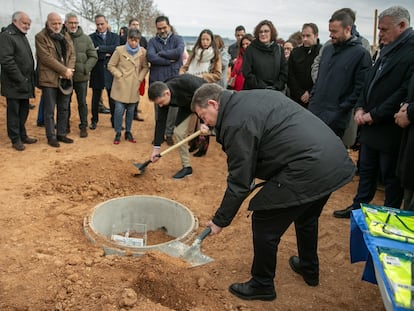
[100,32,106,40]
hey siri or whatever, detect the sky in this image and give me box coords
[152,0,414,45]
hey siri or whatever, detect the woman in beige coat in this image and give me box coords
[108,29,149,144]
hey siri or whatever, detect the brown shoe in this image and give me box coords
[48,138,60,148]
[22,137,37,144]
[12,141,25,151]
[80,128,88,138]
[165,136,174,146]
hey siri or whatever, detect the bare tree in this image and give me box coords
[106,0,129,31]
[59,0,106,20]
[125,0,162,35]
[59,0,162,35]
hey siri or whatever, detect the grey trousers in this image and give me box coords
[42,87,71,139]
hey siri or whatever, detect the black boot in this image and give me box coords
[193,135,209,157]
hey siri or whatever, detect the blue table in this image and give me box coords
[350,209,413,311]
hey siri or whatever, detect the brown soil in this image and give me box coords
[0,87,386,310]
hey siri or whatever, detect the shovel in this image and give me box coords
[133,130,202,175]
[157,227,213,267]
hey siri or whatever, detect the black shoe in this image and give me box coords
[29,104,35,110]
[22,137,37,144]
[80,128,88,138]
[172,167,192,179]
[99,106,110,114]
[193,148,207,157]
[133,115,144,121]
[125,131,136,143]
[89,122,97,130]
[165,135,174,146]
[333,205,354,219]
[229,281,276,301]
[48,138,60,148]
[289,256,319,286]
[57,135,74,144]
[12,141,25,151]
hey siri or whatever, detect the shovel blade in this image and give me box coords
[181,244,214,267]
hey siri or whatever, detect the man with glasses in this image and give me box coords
[147,16,185,146]
[64,13,97,138]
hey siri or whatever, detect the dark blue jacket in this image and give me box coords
[89,31,119,89]
[308,36,371,131]
[146,33,185,83]
[357,28,414,153]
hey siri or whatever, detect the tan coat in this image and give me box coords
[108,45,149,104]
[35,28,75,88]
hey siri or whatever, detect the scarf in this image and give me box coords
[187,47,214,77]
[126,42,140,55]
[47,28,67,64]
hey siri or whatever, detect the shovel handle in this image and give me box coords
[160,130,202,157]
[197,227,212,242]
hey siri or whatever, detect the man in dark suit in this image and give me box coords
[334,6,414,218]
[89,14,119,130]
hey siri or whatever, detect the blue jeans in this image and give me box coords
[114,101,136,133]
[352,144,403,209]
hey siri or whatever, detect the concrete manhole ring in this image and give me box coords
[83,195,198,256]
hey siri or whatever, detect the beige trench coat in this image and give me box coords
[108,45,149,104]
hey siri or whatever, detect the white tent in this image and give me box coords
[0,0,96,53]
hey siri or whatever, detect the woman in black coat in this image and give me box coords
[242,20,287,91]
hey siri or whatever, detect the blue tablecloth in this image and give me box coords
[350,209,413,311]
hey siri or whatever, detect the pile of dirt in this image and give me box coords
[0,90,387,310]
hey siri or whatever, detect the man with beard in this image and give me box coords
[35,12,75,147]
[0,11,37,151]
[308,9,371,138]
[147,16,185,146]
[335,6,414,218]
[64,12,97,138]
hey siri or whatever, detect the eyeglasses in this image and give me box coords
[259,29,270,34]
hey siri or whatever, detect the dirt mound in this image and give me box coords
[0,90,387,310]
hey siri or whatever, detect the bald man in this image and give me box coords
[0,11,37,151]
[35,12,75,147]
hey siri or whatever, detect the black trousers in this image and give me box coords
[6,98,30,144]
[250,194,331,288]
[91,88,114,125]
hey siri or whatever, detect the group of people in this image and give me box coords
[1,5,413,304]
[0,11,150,149]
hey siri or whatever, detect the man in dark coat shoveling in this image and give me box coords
[191,84,356,301]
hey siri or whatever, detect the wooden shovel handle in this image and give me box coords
[159,130,202,157]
